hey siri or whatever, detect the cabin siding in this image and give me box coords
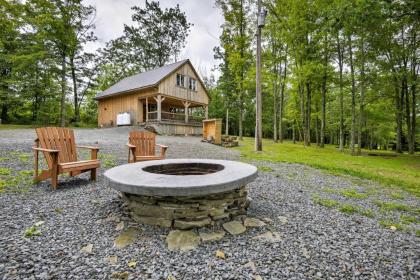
[98,88,157,127]
[158,63,209,105]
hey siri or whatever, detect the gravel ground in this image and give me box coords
[0,127,419,280]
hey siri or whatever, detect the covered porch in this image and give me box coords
[137,94,208,125]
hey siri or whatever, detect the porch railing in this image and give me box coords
[147,111,204,124]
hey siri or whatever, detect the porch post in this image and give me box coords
[204,106,208,119]
[183,101,191,123]
[145,97,149,122]
[153,95,166,122]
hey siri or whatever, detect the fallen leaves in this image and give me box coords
[215,249,226,259]
[127,260,137,269]
[107,256,118,265]
[116,222,125,231]
[80,244,93,254]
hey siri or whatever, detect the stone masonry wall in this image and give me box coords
[122,186,250,229]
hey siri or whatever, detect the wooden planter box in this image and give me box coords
[202,119,222,145]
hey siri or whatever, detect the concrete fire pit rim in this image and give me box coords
[104,159,258,196]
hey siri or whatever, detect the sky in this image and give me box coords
[84,0,224,78]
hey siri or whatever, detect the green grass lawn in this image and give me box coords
[235,138,420,197]
[0,124,36,130]
[0,124,97,130]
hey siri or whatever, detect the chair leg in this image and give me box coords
[34,149,39,181]
[90,168,97,181]
[50,153,58,190]
[51,168,58,190]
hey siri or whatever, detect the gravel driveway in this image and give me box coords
[0,127,418,279]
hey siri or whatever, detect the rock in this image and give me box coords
[132,214,172,228]
[105,214,121,223]
[254,275,263,280]
[209,208,226,217]
[166,230,200,251]
[130,202,174,219]
[113,227,140,249]
[261,217,273,224]
[252,231,281,243]
[174,218,212,229]
[127,260,137,268]
[223,221,246,235]
[244,261,257,272]
[107,256,118,265]
[199,231,225,242]
[115,222,124,231]
[243,218,266,227]
[278,216,288,224]
[215,249,226,259]
[80,244,93,254]
[111,271,129,279]
[34,221,44,227]
[301,247,310,259]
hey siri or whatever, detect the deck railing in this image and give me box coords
[147,111,204,124]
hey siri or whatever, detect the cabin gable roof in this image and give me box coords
[95,59,209,100]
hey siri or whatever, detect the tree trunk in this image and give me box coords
[410,79,416,154]
[320,35,328,148]
[357,37,366,155]
[225,109,229,135]
[273,65,278,142]
[299,82,305,145]
[279,54,287,143]
[408,30,417,154]
[70,57,79,123]
[60,53,66,127]
[321,68,327,148]
[239,102,243,140]
[395,82,403,153]
[337,33,345,152]
[292,123,296,144]
[404,75,411,153]
[348,35,356,155]
[305,82,311,146]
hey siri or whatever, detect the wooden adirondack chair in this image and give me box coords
[33,127,100,189]
[127,130,168,163]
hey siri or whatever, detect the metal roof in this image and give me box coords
[95,59,189,100]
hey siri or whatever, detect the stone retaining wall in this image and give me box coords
[122,186,250,229]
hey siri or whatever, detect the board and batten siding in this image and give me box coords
[158,63,209,105]
[98,88,157,127]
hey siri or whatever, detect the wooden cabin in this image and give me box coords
[95,59,209,135]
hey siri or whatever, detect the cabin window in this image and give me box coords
[189,78,197,91]
[176,73,185,87]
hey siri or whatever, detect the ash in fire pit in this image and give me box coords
[143,163,224,175]
[105,159,258,229]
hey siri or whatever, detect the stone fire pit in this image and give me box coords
[105,159,258,229]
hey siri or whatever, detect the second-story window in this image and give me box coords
[176,73,185,87]
[189,78,197,91]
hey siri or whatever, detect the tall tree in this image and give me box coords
[216,0,253,140]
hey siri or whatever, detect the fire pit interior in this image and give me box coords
[105,159,258,229]
[143,163,224,175]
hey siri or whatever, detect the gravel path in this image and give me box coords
[0,128,418,279]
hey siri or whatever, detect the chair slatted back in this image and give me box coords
[129,131,156,157]
[35,127,78,168]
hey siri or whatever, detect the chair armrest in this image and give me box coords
[32,147,59,153]
[126,143,136,149]
[77,145,100,150]
[156,143,168,157]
